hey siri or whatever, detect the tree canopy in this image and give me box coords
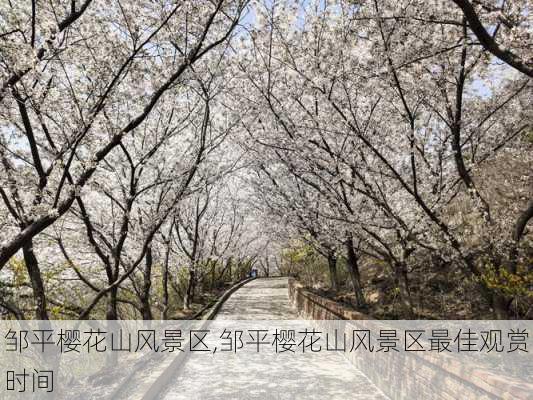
[0,0,531,320]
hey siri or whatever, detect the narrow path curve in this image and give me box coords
[161,277,389,400]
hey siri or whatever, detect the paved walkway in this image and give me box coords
[216,277,298,319]
[161,278,388,400]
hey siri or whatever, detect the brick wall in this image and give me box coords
[287,278,532,400]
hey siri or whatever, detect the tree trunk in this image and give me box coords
[210,259,216,289]
[513,198,533,243]
[509,198,533,273]
[140,243,153,320]
[327,251,339,292]
[162,241,171,320]
[22,241,48,320]
[264,259,270,277]
[183,267,196,311]
[392,261,414,317]
[216,257,232,284]
[345,238,367,309]
[106,286,118,320]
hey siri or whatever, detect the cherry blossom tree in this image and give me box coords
[1,0,530,320]
[0,0,249,271]
[238,0,531,317]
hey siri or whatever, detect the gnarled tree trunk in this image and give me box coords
[345,237,367,309]
[22,240,48,320]
[183,267,196,311]
[140,243,154,320]
[106,286,118,320]
[327,251,339,292]
[392,260,414,317]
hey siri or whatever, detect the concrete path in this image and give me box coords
[160,278,388,400]
[215,277,298,319]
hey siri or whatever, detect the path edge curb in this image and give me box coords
[202,276,256,320]
[134,276,257,400]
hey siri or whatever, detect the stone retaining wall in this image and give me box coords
[288,278,369,320]
[287,278,532,400]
